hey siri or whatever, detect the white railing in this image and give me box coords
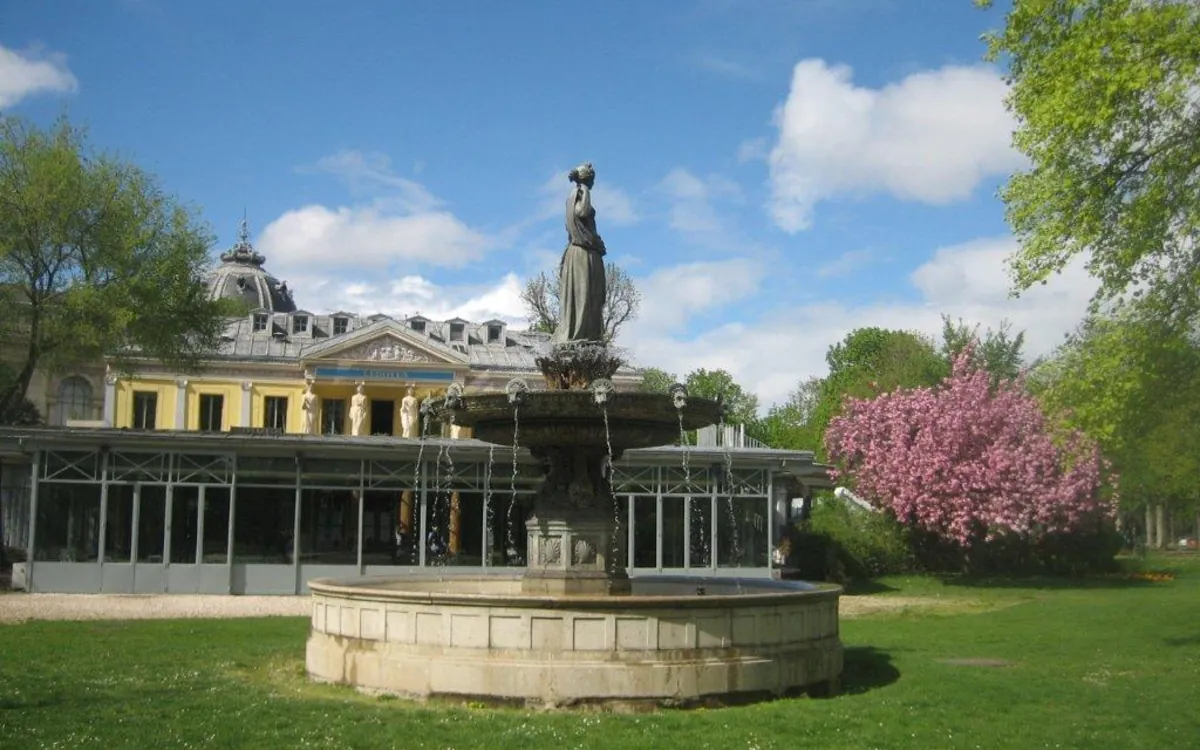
[694,424,770,450]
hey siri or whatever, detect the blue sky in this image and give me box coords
[1,0,1094,410]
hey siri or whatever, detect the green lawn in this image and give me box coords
[2,557,1198,750]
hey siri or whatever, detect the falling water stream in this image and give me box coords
[719,415,742,570]
[592,380,620,578]
[483,445,495,566]
[411,401,433,564]
[505,378,528,565]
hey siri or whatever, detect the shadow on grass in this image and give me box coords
[841,580,901,595]
[840,646,900,696]
[1162,635,1200,648]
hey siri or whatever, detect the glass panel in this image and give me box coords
[662,497,685,568]
[132,392,157,429]
[363,490,412,564]
[303,458,360,487]
[486,492,529,566]
[237,456,295,485]
[34,483,101,562]
[321,399,346,435]
[299,489,357,565]
[689,497,713,568]
[233,486,294,563]
[717,496,770,568]
[136,485,167,563]
[632,494,656,568]
[198,394,224,432]
[203,487,231,562]
[170,486,199,563]
[105,484,135,562]
[263,397,288,430]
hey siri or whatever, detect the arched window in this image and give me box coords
[54,376,94,425]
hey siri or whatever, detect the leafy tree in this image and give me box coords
[636,366,677,395]
[682,368,760,426]
[826,351,1113,549]
[979,0,1200,324]
[940,315,1026,385]
[757,376,823,452]
[637,365,760,427]
[0,116,234,415]
[800,328,948,458]
[1031,308,1200,534]
[519,261,641,342]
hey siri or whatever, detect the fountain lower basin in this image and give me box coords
[306,573,844,708]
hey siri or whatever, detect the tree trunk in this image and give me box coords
[1145,504,1154,549]
[0,311,41,418]
[1155,505,1167,550]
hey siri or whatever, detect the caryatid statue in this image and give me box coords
[551,162,607,344]
[301,381,319,435]
[349,383,368,436]
[400,385,420,438]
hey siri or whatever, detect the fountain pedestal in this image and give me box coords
[521,445,629,595]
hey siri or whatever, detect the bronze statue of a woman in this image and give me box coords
[552,162,607,343]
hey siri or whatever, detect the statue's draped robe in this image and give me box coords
[553,185,607,343]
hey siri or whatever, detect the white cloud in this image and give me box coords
[279,269,529,326]
[658,168,743,236]
[625,258,766,336]
[623,236,1096,413]
[258,150,494,271]
[257,203,488,271]
[816,248,876,278]
[0,44,78,108]
[300,149,442,212]
[767,59,1022,232]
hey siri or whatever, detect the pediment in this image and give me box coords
[301,319,468,365]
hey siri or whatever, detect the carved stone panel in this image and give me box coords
[339,337,434,364]
[539,537,563,566]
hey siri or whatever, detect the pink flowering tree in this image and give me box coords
[825,351,1114,549]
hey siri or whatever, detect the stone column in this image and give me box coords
[103,368,117,427]
[174,379,188,429]
[449,492,461,555]
[240,382,253,427]
[399,491,414,537]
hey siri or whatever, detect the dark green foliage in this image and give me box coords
[782,498,914,583]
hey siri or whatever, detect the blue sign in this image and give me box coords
[312,367,457,382]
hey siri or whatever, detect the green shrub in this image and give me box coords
[781,498,913,583]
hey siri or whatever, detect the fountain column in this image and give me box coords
[522,446,628,596]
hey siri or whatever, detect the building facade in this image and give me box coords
[0,221,831,594]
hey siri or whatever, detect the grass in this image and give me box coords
[2,556,1199,749]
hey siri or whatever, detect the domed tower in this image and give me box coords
[205,216,297,313]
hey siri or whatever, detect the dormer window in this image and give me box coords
[410,319,426,334]
[449,322,465,342]
[252,313,269,332]
[292,314,309,334]
[332,316,349,335]
[487,324,503,343]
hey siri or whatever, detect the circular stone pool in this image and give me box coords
[306,573,843,709]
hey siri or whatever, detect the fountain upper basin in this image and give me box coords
[306,573,844,708]
[448,390,722,450]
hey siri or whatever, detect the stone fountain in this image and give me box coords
[306,162,843,708]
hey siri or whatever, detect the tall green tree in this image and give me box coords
[0,116,234,415]
[940,315,1026,385]
[1031,308,1200,530]
[637,365,760,426]
[980,0,1200,323]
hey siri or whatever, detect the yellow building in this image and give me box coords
[100,219,620,437]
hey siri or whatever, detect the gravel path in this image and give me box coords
[0,591,948,624]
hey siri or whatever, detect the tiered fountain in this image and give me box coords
[306,163,843,708]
